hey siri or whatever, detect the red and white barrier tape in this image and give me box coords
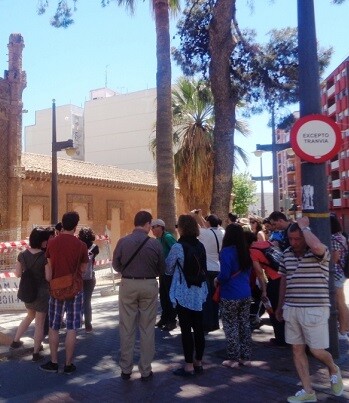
[0,234,109,253]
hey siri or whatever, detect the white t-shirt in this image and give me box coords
[199,227,224,272]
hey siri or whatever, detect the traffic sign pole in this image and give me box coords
[298,0,338,358]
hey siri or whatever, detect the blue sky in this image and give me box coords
[1,0,348,192]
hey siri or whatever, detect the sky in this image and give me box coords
[1,0,349,193]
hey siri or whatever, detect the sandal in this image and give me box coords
[173,367,195,377]
[194,365,203,374]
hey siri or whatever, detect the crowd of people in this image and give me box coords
[10,208,347,401]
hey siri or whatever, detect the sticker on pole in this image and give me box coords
[290,114,342,163]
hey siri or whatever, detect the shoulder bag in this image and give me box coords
[212,270,241,303]
[49,246,84,301]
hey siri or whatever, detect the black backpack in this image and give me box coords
[17,252,42,303]
[250,244,283,271]
[177,238,207,288]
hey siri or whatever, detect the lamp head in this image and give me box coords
[253,150,263,158]
[65,147,76,157]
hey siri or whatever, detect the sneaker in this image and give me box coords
[121,372,131,380]
[85,325,93,333]
[39,361,59,373]
[63,363,76,375]
[9,341,23,350]
[141,371,153,382]
[330,365,344,397]
[32,353,45,362]
[287,389,317,402]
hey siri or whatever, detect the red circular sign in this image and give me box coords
[290,114,342,163]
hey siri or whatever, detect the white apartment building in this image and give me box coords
[24,87,157,171]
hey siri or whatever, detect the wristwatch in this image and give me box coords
[301,226,311,232]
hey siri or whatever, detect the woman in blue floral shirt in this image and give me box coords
[166,214,208,377]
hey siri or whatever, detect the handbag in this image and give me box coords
[50,273,80,301]
[212,270,241,303]
[212,284,220,303]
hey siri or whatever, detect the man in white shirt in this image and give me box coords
[192,211,224,332]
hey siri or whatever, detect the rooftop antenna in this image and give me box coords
[105,65,109,88]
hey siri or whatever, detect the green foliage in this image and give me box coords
[232,173,256,216]
[173,1,333,114]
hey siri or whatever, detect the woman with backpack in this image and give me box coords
[214,224,252,368]
[330,214,349,340]
[78,227,99,333]
[10,227,50,361]
[165,214,208,377]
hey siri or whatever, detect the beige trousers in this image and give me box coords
[119,278,158,377]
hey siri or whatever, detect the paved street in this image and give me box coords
[0,283,349,403]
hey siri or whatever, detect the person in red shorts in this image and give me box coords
[40,211,88,375]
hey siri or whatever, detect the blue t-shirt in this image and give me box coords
[217,246,251,301]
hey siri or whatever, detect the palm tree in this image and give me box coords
[37,0,180,232]
[172,77,215,214]
[152,77,249,214]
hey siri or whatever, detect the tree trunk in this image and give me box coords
[209,0,237,222]
[154,0,176,232]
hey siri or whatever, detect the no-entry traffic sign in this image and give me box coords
[290,114,342,163]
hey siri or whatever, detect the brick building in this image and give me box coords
[321,56,349,230]
[0,34,185,244]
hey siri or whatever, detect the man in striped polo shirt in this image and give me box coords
[276,217,343,403]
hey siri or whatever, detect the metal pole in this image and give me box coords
[271,106,280,211]
[260,156,265,217]
[297,0,338,357]
[51,99,58,225]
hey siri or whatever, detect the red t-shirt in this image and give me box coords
[46,233,89,290]
[249,240,281,281]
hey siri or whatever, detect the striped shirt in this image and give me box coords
[278,247,330,307]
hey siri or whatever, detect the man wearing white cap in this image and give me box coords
[151,218,177,331]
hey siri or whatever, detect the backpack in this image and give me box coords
[17,252,42,303]
[82,244,96,280]
[177,238,207,288]
[251,244,283,271]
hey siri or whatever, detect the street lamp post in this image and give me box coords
[255,142,295,215]
[297,0,338,357]
[51,99,74,225]
[271,106,280,211]
[252,151,273,217]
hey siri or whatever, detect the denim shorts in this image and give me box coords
[335,271,346,288]
[49,291,83,330]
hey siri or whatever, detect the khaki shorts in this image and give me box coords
[283,305,330,349]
